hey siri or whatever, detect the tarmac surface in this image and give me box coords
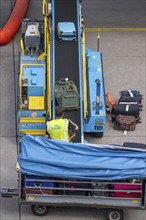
[0,0,146,220]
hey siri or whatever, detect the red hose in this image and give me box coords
[0,0,30,46]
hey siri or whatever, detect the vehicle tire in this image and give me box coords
[93,132,103,138]
[106,209,124,220]
[31,205,50,216]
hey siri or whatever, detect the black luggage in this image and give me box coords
[90,183,109,197]
[123,142,146,149]
[56,182,89,196]
[118,98,142,106]
[119,90,143,105]
[111,104,140,118]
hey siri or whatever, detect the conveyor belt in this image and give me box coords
[54,0,81,142]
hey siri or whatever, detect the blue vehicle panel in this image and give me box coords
[84,50,106,136]
[22,65,45,96]
[17,110,46,136]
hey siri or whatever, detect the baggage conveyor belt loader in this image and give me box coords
[17,0,106,141]
[53,0,106,141]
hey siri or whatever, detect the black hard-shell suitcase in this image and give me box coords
[111,104,140,118]
[123,142,146,149]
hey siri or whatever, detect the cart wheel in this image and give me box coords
[106,209,124,220]
[93,132,103,138]
[31,205,50,216]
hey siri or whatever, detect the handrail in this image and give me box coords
[42,0,52,119]
[42,0,48,17]
[47,34,52,119]
[82,31,88,119]
[43,0,48,54]
[20,39,24,56]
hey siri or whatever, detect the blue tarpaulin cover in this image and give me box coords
[17,135,146,180]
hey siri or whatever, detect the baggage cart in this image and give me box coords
[1,174,146,220]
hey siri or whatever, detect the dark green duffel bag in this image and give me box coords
[55,78,79,110]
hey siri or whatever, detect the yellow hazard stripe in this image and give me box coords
[19,130,46,135]
[85,28,146,33]
[15,28,146,41]
[20,118,46,123]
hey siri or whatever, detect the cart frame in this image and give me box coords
[1,174,146,219]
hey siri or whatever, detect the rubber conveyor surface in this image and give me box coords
[54,0,81,142]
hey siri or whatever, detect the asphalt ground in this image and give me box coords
[0,0,146,219]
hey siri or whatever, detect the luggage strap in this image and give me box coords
[126,105,129,111]
[128,90,134,97]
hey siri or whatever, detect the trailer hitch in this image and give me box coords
[1,187,19,198]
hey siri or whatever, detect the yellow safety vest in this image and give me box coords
[46,119,69,142]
